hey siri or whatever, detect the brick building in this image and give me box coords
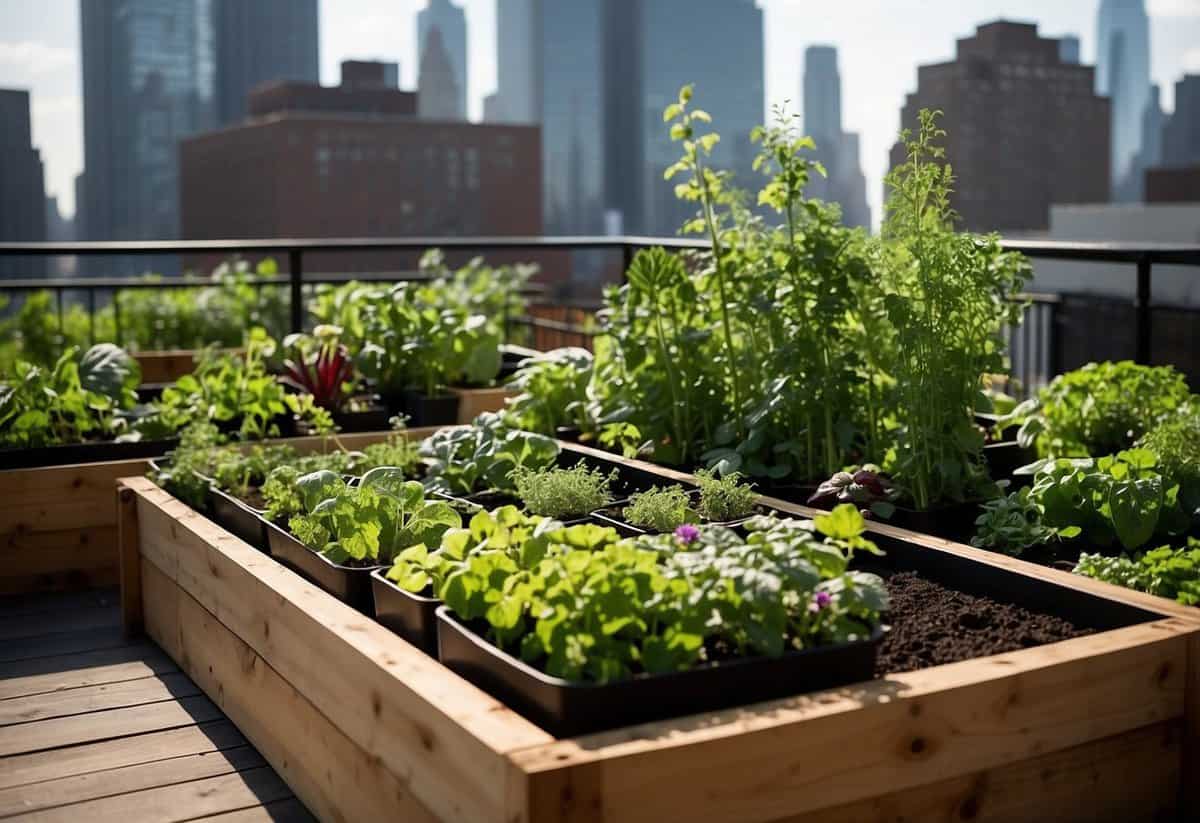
[179,63,541,260]
[890,21,1110,233]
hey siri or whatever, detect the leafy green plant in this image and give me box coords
[511,462,616,519]
[360,434,422,478]
[419,412,559,495]
[971,486,1079,556]
[149,422,226,509]
[1074,540,1200,606]
[280,324,357,413]
[1009,361,1192,458]
[694,469,757,522]
[806,465,898,519]
[0,344,141,449]
[622,486,697,533]
[437,504,886,682]
[1135,409,1200,517]
[288,468,460,565]
[876,110,1030,509]
[502,347,594,436]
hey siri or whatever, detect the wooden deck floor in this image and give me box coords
[0,588,312,822]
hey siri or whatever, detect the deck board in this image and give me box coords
[0,589,310,822]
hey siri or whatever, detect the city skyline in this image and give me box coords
[2,0,1199,229]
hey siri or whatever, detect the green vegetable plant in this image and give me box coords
[622,486,698,533]
[876,110,1030,510]
[1134,409,1200,518]
[502,347,594,436]
[419,412,559,495]
[0,343,141,449]
[150,422,225,509]
[693,469,758,522]
[1074,539,1200,606]
[1008,361,1192,458]
[288,468,460,565]
[971,486,1080,556]
[511,462,616,519]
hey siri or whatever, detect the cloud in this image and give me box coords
[0,40,75,74]
[1148,0,1200,18]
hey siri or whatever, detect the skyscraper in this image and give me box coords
[1096,0,1151,202]
[0,89,47,276]
[417,0,467,121]
[1127,83,1165,199]
[801,45,871,229]
[1162,75,1200,167]
[78,0,215,247]
[418,28,461,120]
[213,0,319,126]
[492,0,535,124]
[891,21,1110,232]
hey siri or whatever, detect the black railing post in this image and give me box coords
[289,248,304,333]
[1135,254,1152,364]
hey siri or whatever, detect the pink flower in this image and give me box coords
[813,591,833,610]
[674,524,700,544]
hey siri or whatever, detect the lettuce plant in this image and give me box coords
[1074,539,1200,606]
[419,412,559,495]
[502,347,594,436]
[288,468,460,565]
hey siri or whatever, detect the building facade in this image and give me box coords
[1162,74,1200,167]
[78,0,215,248]
[213,0,318,126]
[179,76,541,245]
[890,21,1110,233]
[417,0,467,120]
[1096,0,1151,202]
[0,89,47,276]
[418,28,461,120]
[802,45,871,229]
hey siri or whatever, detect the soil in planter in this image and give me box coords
[874,569,1090,677]
[231,486,267,510]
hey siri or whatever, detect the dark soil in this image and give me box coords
[875,569,1091,677]
[234,486,267,510]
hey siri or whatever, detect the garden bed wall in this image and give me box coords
[0,430,406,597]
[119,459,1200,822]
[132,348,243,384]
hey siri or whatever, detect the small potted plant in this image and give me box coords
[280,325,390,433]
[511,461,617,523]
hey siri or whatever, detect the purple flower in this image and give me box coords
[813,591,833,610]
[674,524,700,545]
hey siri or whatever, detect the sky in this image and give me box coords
[2,0,1199,228]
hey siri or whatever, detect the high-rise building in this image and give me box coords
[78,0,215,250]
[0,89,47,277]
[1058,35,1081,64]
[1127,84,1165,200]
[417,0,467,120]
[213,0,318,126]
[801,45,871,229]
[342,60,399,89]
[1096,0,1151,201]
[418,28,461,120]
[1162,75,1200,167]
[890,21,1110,233]
[491,0,535,124]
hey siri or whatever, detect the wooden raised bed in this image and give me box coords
[116,442,1200,823]
[132,347,243,384]
[0,430,401,597]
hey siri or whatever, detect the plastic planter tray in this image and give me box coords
[209,487,268,551]
[0,437,179,471]
[265,519,382,615]
[370,569,440,654]
[591,489,766,536]
[436,606,882,738]
[119,441,1200,823]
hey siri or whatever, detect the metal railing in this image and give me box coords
[2,237,1199,391]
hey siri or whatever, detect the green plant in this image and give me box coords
[419,412,559,495]
[694,469,757,522]
[1135,409,1200,517]
[622,486,697,533]
[437,504,886,683]
[1074,540,1200,606]
[0,343,141,449]
[288,468,461,565]
[877,109,1030,509]
[971,486,1080,555]
[806,465,898,519]
[150,422,226,509]
[502,347,594,435]
[360,434,422,477]
[1010,361,1192,458]
[511,462,616,519]
[280,324,357,413]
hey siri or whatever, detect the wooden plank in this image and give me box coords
[157,571,438,823]
[0,625,131,665]
[0,719,246,789]
[0,672,200,726]
[129,477,550,823]
[511,619,1193,823]
[1184,631,1200,816]
[0,745,265,818]
[0,603,120,642]
[0,643,177,700]
[118,483,143,636]
[0,693,220,757]
[0,459,147,536]
[0,586,119,618]
[190,797,314,823]
[12,765,292,823]
[788,722,1180,823]
[0,533,120,596]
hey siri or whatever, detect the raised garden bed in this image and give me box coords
[0,437,180,471]
[115,437,1200,822]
